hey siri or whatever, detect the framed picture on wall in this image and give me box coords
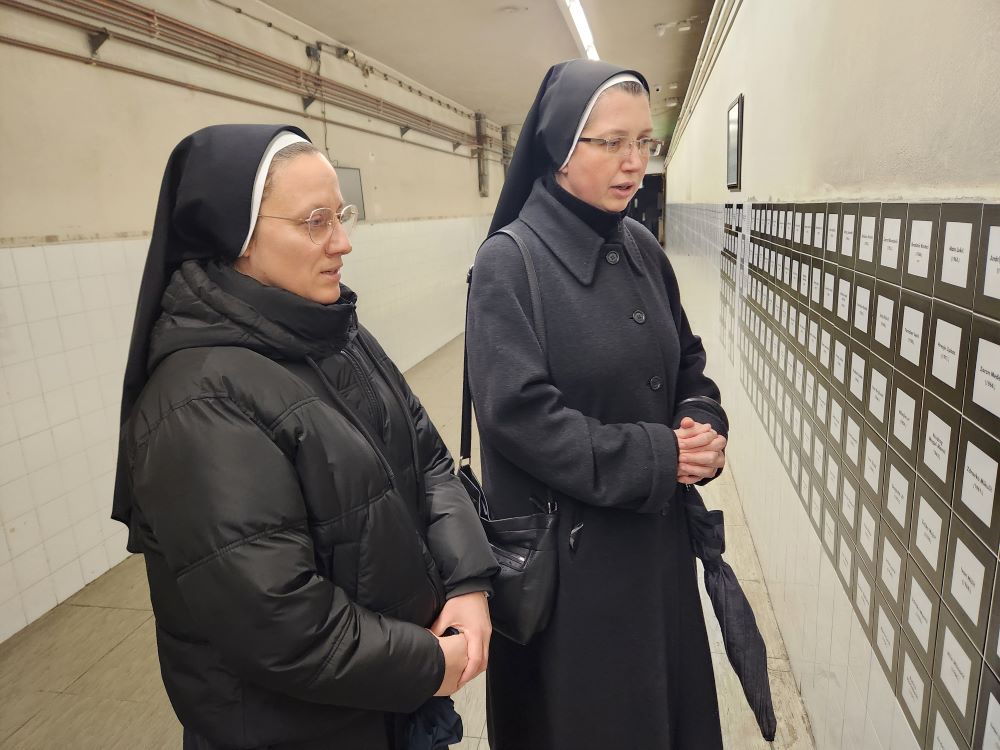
[727,94,744,190]
[334,165,366,221]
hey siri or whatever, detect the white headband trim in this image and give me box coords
[239,131,310,257]
[558,74,644,170]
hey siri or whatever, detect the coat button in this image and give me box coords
[606,250,621,265]
[632,310,646,324]
[648,376,663,391]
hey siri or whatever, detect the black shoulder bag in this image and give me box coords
[459,227,559,646]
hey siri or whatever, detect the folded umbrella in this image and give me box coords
[684,485,777,742]
[404,696,464,750]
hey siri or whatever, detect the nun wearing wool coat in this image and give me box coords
[466,60,729,750]
[112,125,498,750]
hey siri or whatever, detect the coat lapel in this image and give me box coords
[518,180,646,285]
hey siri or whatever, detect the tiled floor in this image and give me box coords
[0,334,814,749]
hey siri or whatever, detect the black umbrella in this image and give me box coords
[684,486,778,742]
[404,696,464,750]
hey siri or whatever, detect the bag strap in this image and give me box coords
[461,227,545,465]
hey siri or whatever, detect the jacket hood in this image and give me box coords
[148,260,357,371]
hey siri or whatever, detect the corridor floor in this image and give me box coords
[0,335,814,749]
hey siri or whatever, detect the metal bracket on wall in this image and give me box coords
[88,28,110,55]
[400,126,411,137]
[302,95,316,110]
[475,113,489,197]
[501,126,513,177]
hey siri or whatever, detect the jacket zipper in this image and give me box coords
[356,335,427,520]
[304,357,395,488]
[341,346,387,440]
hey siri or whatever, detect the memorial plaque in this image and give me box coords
[826,203,842,263]
[826,451,843,504]
[926,301,973,411]
[918,394,961,504]
[841,469,861,534]
[964,315,1000,438]
[878,203,908,285]
[855,558,876,634]
[986,572,1000,688]
[934,606,983,741]
[823,500,839,563]
[878,521,908,618]
[835,267,855,332]
[972,666,1000,750]
[897,631,933,741]
[853,272,876,346]
[858,493,881,574]
[953,419,999,552]
[973,203,1000,321]
[823,267,838,320]
[927,688,973,750]
[857,203,881,277]
[943,517,996,650]
[841,203,860,268]
[847,342,868,410]
[828,391,844,447]
[867,354,894,437]
[890,371,925,466]
[810,259,824,307]
[837,524,855,593]
[803,208,815,254]
[909,479,952,590]
[897,289,934,385]
[903,560,942,671]
[872,279,902,363]
[903,203,941,296]
[844,405,866,476]
[832,331,851,397]
[814,209,826,254]
[863,425,888,500]
[935,204,982,308]
[884,450,916,544]
[874,595,902,683]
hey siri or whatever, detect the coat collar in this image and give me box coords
[518,179,644,285]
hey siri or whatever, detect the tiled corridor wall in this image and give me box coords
[666,201,1000,750]
[0,214,488,641]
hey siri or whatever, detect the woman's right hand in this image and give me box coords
[433,631,470,696]
[674,417,727,484]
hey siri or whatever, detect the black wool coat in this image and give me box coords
[124,262,497,750]
[467,180,727,750]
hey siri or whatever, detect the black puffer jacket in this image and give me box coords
[123,261,496,749]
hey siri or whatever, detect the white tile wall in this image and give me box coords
[667,204,932,750]
[0,212,490,642]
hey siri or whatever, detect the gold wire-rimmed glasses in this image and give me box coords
[258,205,359,244]
[577,136,665,158]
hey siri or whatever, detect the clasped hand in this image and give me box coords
[429,591,491,696]
[674,416,727,484]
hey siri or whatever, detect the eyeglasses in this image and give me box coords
[257,205,359,244]
[577,137,664,158]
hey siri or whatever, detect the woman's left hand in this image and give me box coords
[430,591,492,688]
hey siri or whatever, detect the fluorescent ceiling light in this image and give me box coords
[565,0,599,60]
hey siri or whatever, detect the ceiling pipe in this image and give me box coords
[6,0,506,154]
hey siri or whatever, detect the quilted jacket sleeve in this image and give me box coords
[360,329,499,599]
[130,394,443,713]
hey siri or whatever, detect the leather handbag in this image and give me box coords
[459,227,559,646]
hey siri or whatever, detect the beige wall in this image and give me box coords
[0,0,503,640]
[666,0,1000,205]
[0,0,503,246]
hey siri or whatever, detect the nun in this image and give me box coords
[112,124,497,749]
[466,61,729,749]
